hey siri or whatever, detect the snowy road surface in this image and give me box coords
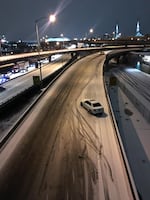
[0,54,136,200]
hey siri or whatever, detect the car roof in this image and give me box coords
[84,99,100,103]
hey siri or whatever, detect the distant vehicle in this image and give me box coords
[0,73,10,84]
[2,73,10,80]
[80,99,104,115]
[11,66,20,73]
[12,61,29,73]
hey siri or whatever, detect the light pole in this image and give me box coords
[0,40,2,56]
[60,33,64,49]
[0,37,2,56]
[84,28,94,40]
[35,14,56,86]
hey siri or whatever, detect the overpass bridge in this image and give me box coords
[0,47,101,67]
[1,38,150,68]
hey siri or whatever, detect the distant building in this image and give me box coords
[135,21,143,37]
[45,37,70,43]
[111,24,121,39]
[44,37,71,50]
[115,24,120,39]
[103,33,111,40]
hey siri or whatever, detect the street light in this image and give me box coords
[89,28,94,34]
[35,14,56,86]
[0,36,3,56]
[49,14,56,23]
[0,40,2,56]
[84,28,94,40]
[60,33,64,49]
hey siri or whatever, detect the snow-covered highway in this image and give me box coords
[0,53,137,200]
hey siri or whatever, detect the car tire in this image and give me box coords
[88,109,91,113]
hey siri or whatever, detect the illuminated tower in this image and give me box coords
[115,24,120,39]
[135,21,143,37]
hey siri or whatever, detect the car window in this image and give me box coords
[85,101,91,105]
[93,103,101,107]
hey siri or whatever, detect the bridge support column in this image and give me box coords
[48,56,51,62]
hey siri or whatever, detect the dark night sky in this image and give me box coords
[0,0,150,41]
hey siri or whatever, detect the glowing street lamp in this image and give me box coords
[35,14,56,49]
[49,14,56,23]
[35,14,56,86]
[89,28,94,34]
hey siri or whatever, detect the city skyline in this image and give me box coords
[0,0,150,41]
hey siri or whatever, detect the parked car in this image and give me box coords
[80,99,104,115]
[0,73,10,84]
